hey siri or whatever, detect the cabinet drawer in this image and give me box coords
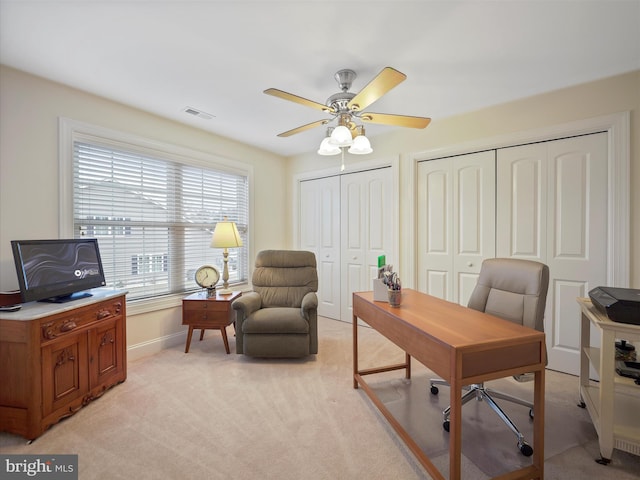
[183,300,231,313]
[183,309,230,321]
[40,299,124,343]
[182,307,233,327]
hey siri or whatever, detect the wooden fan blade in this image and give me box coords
[277,119,330,137]
[264,88,335,113]
[360,112,431,129]
[347,67,406,112]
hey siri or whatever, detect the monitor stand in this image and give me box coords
[40,292,93,304]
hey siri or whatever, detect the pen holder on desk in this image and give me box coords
[373,278,388,302]
[387,288,402,307]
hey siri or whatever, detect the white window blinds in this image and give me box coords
[73,141,248,300]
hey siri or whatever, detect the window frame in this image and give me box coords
[59,117,253,314]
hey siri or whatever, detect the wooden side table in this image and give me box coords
[182,290,241,354]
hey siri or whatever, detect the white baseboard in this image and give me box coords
[127,331,187,362]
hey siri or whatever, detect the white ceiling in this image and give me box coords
[1,1,639,157]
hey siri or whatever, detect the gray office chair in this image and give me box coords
[430,257,549,456]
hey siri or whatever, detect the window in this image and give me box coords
[67,131,249,302]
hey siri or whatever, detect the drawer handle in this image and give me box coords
[97,310,111,320]
[60,321,77,332]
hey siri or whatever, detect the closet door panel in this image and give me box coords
[340,168,395,322]
[496,143,547,260]
[497,133,608,374]
[545,133,607,374]
[341,180,364,322]
[417,161,452,298]
[453,151,496,306]
[418,151,495,304]
[299,176,341,320]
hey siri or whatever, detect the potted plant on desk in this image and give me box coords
[384,271,402,307]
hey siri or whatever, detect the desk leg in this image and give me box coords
[449,371,462,480]
[185,326,194,353]
[353,313,359,389]
[533,367,545,478]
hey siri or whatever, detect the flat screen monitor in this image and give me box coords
[11,238,107,303]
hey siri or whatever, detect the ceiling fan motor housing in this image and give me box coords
[334,69,357,91]
[326,91,356,114]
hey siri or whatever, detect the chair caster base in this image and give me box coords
[443,420,450,432]
[431,385,439,395]
[519,442,533,457]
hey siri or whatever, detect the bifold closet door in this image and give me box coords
[299,176,341,320]
[340,167,395,322]
[417,151,496,305]
[299,167,395,322]
[497,132,608,375]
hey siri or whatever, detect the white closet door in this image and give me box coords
[417,158,452,299]
[497,133,608,374]
[340,167,395,322]
[453,151,496,304]
[299,176,341,320]
[417,151,496,304]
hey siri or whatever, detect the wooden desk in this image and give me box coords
[353,289,546,480]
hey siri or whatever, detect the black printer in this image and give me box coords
[588,287,640,325]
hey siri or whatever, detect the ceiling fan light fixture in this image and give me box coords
[329,125,353,146]
[317,137,341,156]
[348,134,373,155]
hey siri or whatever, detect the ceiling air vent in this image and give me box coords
[183,107,214,120]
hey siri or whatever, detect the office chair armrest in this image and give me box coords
[232,292,262,317]
[301,292,318,320]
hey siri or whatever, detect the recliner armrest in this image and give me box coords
[300,292,318,320]
[232,292,262,317]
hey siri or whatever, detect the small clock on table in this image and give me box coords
[194,265,220,297]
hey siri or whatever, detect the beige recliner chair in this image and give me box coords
[232,250,318,358]
[430,257,549,456]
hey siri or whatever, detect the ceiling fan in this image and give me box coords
[264,67,431,139]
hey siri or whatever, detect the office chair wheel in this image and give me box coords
[519,442,533,457]
[529,408,534,419]
[430,385,439,395]
[443,420,450,432]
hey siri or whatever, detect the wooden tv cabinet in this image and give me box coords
[0,289,127,440]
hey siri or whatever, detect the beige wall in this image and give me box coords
[2,65,638,360]
[0,65,290,359]
[286,70,640,289]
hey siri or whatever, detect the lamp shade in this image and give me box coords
[317,137,341,156]
[211,220,243,248]
[328,125,353,147]
[348,135,373,154]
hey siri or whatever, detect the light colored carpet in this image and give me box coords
[1,317,639,479]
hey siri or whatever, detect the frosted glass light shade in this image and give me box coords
[329,125,353,146]
[348,135,373,154]
[317,137,341,156]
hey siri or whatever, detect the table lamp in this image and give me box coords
[210,217,243,294]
